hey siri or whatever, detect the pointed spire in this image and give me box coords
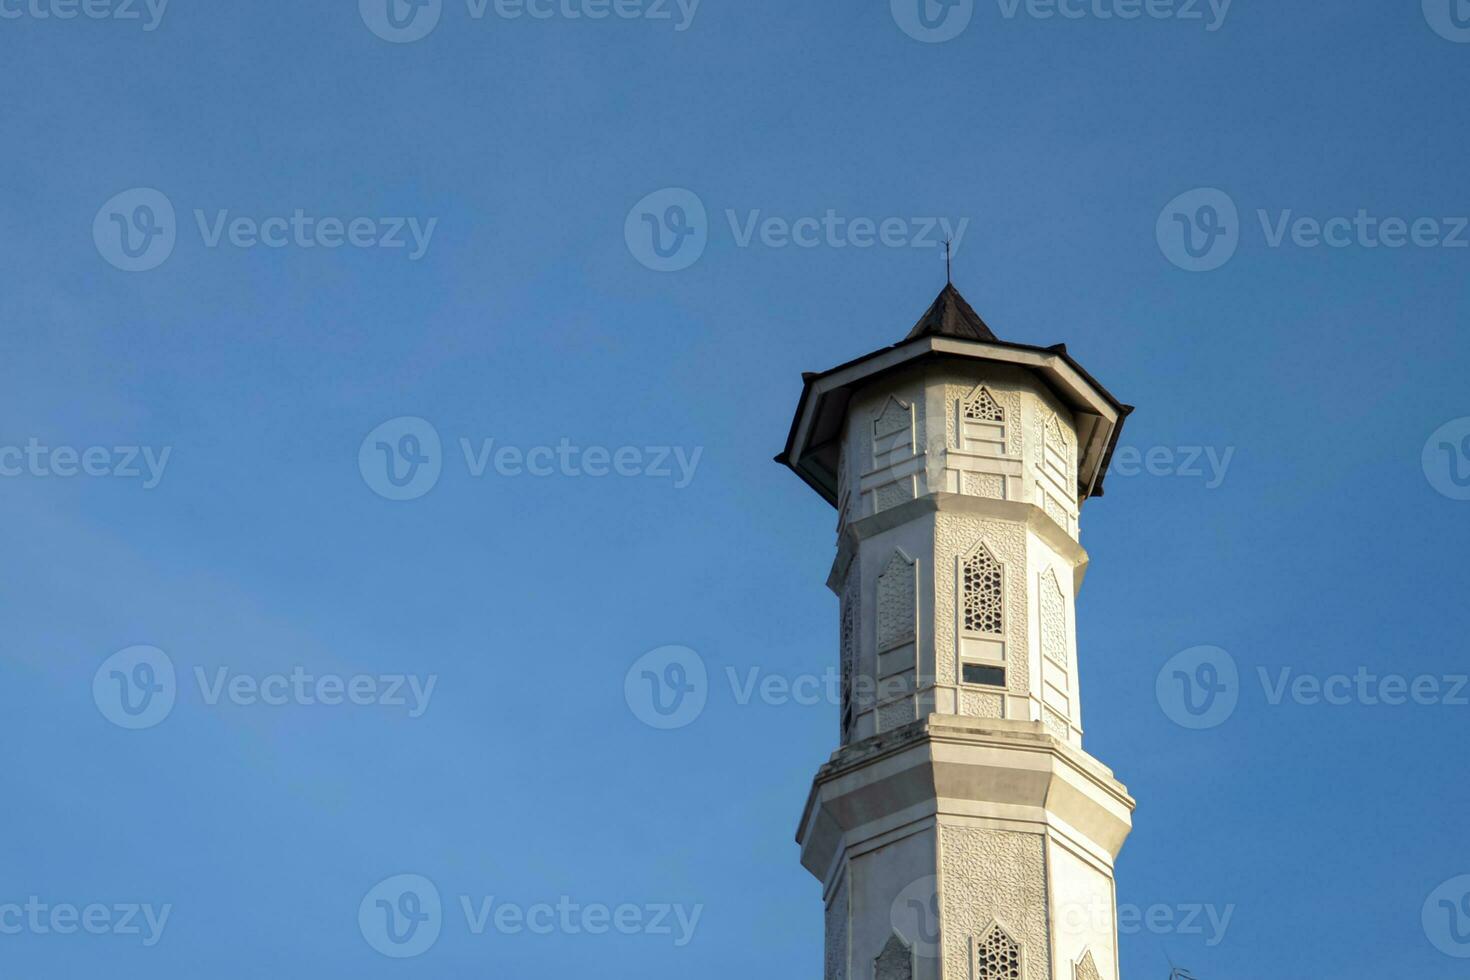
[905,283,998,343]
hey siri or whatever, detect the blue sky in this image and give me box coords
[3,1,1470,977]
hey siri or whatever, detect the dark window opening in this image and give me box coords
[963,663,1006,687]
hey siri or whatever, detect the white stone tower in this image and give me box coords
[777,285,1137,980]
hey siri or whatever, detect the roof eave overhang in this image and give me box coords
[777,336,1132,508]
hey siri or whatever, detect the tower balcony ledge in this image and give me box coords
[796,714,1134,885]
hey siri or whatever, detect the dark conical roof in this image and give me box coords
[904,283,998,342]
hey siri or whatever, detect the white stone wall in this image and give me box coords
[848,829,941,980]
[1048,838,1119,980]
[834,364,1088,745]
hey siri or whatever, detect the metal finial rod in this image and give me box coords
[945,238,953,285]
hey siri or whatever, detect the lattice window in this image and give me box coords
[964,387,1005,423]
[1074,950,1102,980]
[962,545,1004,635]
[976,925,1022,980]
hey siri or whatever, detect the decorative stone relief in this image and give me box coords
[875,480,913,513]
[935,516,1029,698]
[1044,414,1069,470]
[960,689,1004,717]
[963,471,1006,499]
[938,825,1050,980]
[1075,949,1103,980]
[1037,410,1076,536]
[1043,493,1070,534]
[1040,570,1067,669]
[876,551,917,651]
[875,932,914,980]
[1043,706,1070,742]
[877,697,916,732]
[825,876,849,980]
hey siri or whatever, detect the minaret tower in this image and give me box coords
[777,286,1137,980]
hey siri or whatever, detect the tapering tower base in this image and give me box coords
[798,715,1134,980]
